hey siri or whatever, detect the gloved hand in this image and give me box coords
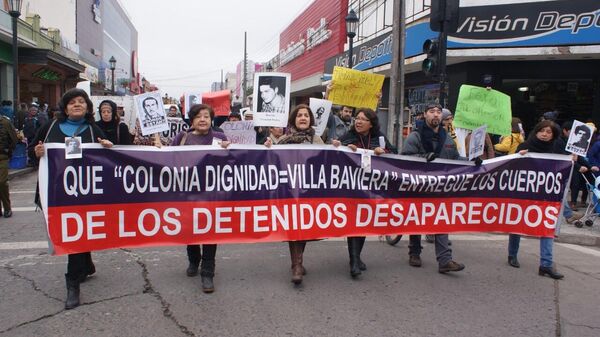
[425,152,436,162]
[473,157,483,166]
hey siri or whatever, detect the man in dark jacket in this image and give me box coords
[401,104,466,273]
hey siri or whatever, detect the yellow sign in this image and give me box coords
[329,66,385,110]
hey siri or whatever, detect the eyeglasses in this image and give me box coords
[355,116,371,122]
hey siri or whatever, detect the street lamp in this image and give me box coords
[7,0,23,113]
[109,56,116,94]
[266,62,273,72]
[345,9,359,69]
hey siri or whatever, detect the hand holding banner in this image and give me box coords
[328,66,384,110]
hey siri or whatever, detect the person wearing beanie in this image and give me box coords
[97,100,131,145]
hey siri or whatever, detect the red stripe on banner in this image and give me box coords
[46,197,561,255]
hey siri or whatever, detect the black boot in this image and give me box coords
[65,275,80,310]
[348,238,362,278]
[201,276,214,293]
[356,237,367,271]
[539,266,564,280]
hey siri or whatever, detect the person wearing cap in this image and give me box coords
[401,103,466,273]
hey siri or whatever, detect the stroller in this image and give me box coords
[574,172,600,228]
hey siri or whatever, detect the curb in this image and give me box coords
[556,233,600,247]
[7,167,35,180]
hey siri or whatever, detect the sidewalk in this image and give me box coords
[7,167,35,180]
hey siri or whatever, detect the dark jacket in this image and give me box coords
[401,128,461,160]
[339,129,397,154]
[97,120,132,145]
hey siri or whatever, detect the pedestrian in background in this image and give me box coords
[333,108,396,278]
[265,104,323,285]
[508,120,565,279]
[494,117,524,156]
[401,103,466,273]
[0,111,17,218]
[31,88,113,309]
[0,100,14,124]
[171,103,230,294]
[97,100,132,145]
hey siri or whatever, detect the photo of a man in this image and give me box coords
[566,120,593,155]
[65,137,82,159]
[258,76,286,113]
[141,96,166,127]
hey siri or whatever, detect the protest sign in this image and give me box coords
[328,66,384,110]
[134,92,169,135]
[252,72,291,127]
[454,85,511,136]
[40,145,572,255]
[468,125,487,160]
[221,121,256,144]
[309,98,333,137]
[184,93,202,118]
[565,120,593,156]
[202,90,231,117]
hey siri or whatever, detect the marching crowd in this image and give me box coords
[0,85,587,310]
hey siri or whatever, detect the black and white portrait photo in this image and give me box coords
[309,98,332,137]
[566,120,594,156]
[134,91,169,136]
[252,72,291,127]
[468,125,487,160]
[184,93,202,118]
[65,137,82,159]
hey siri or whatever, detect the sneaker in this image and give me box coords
[566,212,584,224]
[439,260,465,273]
[409,255,422,267]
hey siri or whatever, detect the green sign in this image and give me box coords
[32,68,62,81]
[453,85,511,136]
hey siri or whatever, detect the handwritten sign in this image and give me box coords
[202,90,231,117]
[329,66,384,110]
[453,85,511,136]
[221,121,256,144]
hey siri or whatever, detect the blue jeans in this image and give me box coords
[508,235,554,268]
[563,200,573,219]
[409,234,452,265]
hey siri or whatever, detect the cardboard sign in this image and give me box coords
[328,66,384,110]
[453,85,511,136]
[221,121,256,144]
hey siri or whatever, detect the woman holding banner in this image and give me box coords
[171,103,230,293]
[265,104,323,285]
[508,120,564,279]
[332,108,396,278]
[97,99,132,145]
[31,88,113,309]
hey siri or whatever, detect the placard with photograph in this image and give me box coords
[468,125,487,160]
[184,93,202,119]
[134,91,169,136]
[252,72,291,127]
[309,98,332,137]
[566,120,594,156]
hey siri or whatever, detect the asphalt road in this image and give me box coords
[1,171,599,337]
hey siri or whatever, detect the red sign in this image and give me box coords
[202,90,231,117]
[278,0,347,81]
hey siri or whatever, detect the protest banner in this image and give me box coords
[221,121,256,144]
[453,85,512,136]
[134,92,169,135]
[328,66,384,110]
[309,98,333,137]
[39,145,572,255]
[202,90,231,117]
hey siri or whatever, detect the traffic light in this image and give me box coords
[422,38,439,77]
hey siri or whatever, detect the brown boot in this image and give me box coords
[289,241,305,284]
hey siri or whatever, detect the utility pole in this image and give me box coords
[242,32,248,107]
[387,0,406,149]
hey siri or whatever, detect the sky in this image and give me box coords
[120,0,314,98]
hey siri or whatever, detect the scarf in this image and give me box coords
[278,127,315,145]
[59,118,89,137]
[519,136,555,154]
[419,123,446,155]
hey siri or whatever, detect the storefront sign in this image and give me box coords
[32,68,62,81]
[450,1,600,47]
[280,17,332,66]
[39,145,571,255]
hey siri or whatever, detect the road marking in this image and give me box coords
[557,243,600,257]
[10,190,36,194]
[11,206,38,212]
[0,241,48,250]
